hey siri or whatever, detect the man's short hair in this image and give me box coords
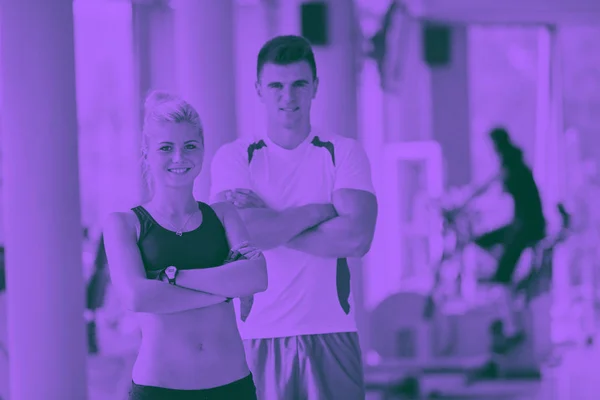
[256,35,317,80]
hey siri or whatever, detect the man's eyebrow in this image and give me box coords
[266,79,310,87]
[158,140,200,144]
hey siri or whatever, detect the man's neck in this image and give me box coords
[267,123,312,150]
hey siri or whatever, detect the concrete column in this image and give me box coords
[534,27,567,230]
[420,23,475,301]
[130,0,177,204]
[132,0,176,98]
[261,0,280,39]
[383,15,436,293]
[414,22,475,297]
[0,1,88,399]
[361,10,431,311]
[276,0,361,137]
[73,1,147,223]
[533,27,572,344]
[275,0,369,356]
[236,1,270,139]
[381,10,434,144]
[379,19,471,184]
[365,16,474,319]
[426,23,472,188]
[171,0,239,202]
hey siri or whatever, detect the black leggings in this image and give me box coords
[129,374,258,400]
[474,223,544,284]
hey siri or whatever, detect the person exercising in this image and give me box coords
[470,128,546,373]
[474,127,546,287]
[462,128,548,382]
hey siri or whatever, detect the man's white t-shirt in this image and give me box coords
[209,129,375,339]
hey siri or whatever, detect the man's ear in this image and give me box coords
[312,77,319,99]
[255,81,264,103]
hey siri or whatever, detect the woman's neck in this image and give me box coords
[146,186,198,217]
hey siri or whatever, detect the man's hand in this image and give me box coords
[236,242,262,260]
[225,241,262,264]
[226,189,268,209]
[285,189,377,258]
[222,241,260,316]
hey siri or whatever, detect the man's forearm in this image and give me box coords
[132,280,226,314]
[236,204,337,250]
[286,216,372,258]
[175,257,268,298]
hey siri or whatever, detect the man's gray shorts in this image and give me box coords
[244,332,365,400]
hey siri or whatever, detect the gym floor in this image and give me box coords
[82,343,599,400]
[362,342,600,400]
[0,298,597,400]
[0,345,590,399]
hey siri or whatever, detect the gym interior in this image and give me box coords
[1,0,599,399]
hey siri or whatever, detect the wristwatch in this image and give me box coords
[164,266,178,285]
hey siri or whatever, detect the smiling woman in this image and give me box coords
[102,90,265,399]
[140,91,205,196]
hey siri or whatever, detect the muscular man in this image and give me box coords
[210,35,378,400]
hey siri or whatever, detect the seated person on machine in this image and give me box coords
[474,127,546,286]
[471,128,546,354]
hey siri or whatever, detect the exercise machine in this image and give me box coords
[366,202,572,399]
[424,177,497,320]
[466,203,572,383]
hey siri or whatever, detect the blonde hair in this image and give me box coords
[140,90,204,193]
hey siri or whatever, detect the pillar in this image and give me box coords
[414,22,476,301]
[382,13,437,296]
[363,14,475,330]
[276,0,361,137]
[171,0,239,202]
[425,22,472,187]
[380,19,472,186]
[274,0,369,356]
[129,0,177,205]
[533,26,573,346]
[236,1,270,139]
[0,1,88,398]
[261,0,280,39]
[73,1,148,226]
[132,0,176,100]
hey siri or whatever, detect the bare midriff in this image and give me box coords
[131,301,249,390]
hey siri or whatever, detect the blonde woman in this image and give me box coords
[104,91,266,399]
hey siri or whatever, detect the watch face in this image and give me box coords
[165,266,177,278]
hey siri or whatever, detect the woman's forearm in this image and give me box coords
[175,257,268,298]
[130,280,227,314]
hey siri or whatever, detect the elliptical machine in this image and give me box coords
[466,203,572,383]
[423,176,498,320]
[515,203,571,302]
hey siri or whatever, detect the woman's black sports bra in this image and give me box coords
[131,202,230,277]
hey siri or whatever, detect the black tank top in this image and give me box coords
[131,202,230,276]
[504,165,546,237]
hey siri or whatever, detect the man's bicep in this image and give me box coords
[333,139,375,194]
[209,143,253,202]
[220,202,255,249]
[332,189,378,230]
